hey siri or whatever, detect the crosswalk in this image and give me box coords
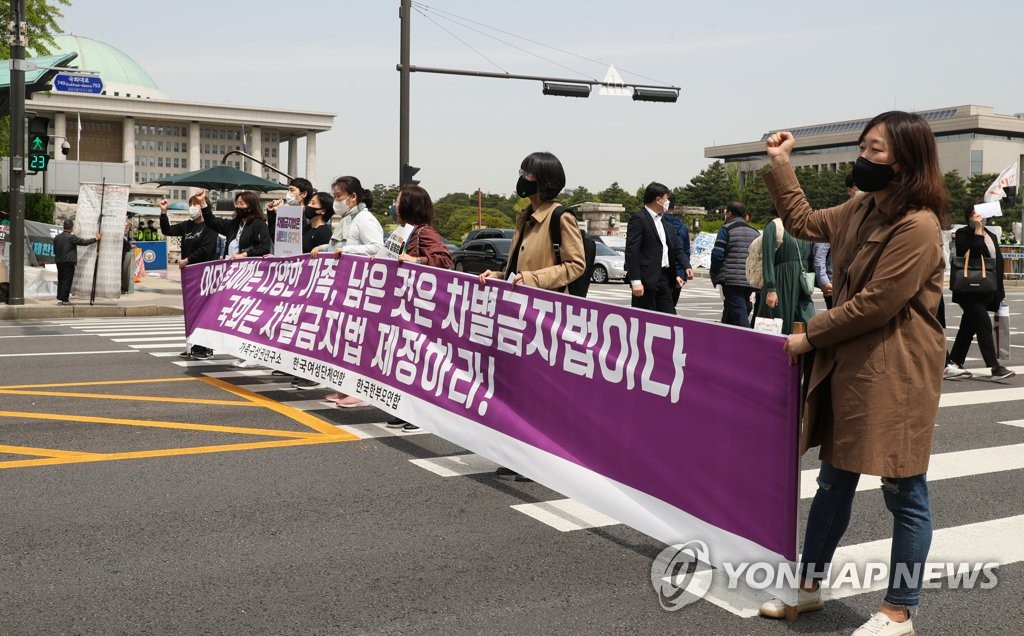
[45,314,1024,619]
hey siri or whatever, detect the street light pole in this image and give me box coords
[399,0,411,186]
[7,0,28,305]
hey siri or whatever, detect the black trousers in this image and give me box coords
[950,297,997,368]
[632,268,676,314]
[56,262,76,302]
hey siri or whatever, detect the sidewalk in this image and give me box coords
[0,272,185,321]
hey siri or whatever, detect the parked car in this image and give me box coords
[452,238,512,274]
[592,234,626,255]
[462,227,516,247]
[592,241,627,284]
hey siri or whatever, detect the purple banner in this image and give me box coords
[183,255,800,562]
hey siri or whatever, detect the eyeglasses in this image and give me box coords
[518,169,534,179]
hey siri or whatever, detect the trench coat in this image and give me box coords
[504,200,585,291]
[764,163,945,477]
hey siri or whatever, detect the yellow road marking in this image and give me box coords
[0,389,255,407]
[0,436,350,470]
[0,444,103,459]
[199,376,352,438]
[0,410,321,439]
[0,377,197,390]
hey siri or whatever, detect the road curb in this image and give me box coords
[0,304,184,321]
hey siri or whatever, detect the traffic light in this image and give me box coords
[27,116,51,172]
[401,163,420,186]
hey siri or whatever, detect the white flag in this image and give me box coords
[983,162,1018,202]
[76,112,81,160]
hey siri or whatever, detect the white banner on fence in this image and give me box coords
[72,182,129,301]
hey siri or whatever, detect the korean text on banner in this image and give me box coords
[182,255,802,589]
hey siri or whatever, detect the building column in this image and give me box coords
[249,126,263,177]
[53,112,67,161]
[122,117,135,182]
[188,121,201,171]
[305,131,317,179]
[287,136,298,177]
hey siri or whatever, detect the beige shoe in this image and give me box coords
[851,611,915,636]
[758,586,823,618]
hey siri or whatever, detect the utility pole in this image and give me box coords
[399,0,411,186]
[6,0,27,305]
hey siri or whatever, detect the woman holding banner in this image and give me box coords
[946,203,1012,380]
[759,112,947,636]
[384,184,453,430]
[478,151,584,482]
[310,176,384,407]
[199,190,271,260]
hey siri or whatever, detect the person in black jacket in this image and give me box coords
[161,196,220,358]
[625,182,688,314]
[302,192,335,253]
[52,219,101,305]
[159,196,219,268]
[947,204,1014,380]
[198,189,271,259]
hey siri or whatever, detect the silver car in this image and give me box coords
[591,241,626,283]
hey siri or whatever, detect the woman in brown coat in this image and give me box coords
[758,112,947,636]
[478,151,584,482]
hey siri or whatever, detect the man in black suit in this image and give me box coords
[625,182,687,314]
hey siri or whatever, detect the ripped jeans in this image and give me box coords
[799,461,932,609]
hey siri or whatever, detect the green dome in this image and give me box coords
[53,34,166,99]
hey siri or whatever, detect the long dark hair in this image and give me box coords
[234,191,265,221]
[860,111,948,224]
[397,185,435,225]
[332,176,374,209]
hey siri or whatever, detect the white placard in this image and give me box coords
[72,182,129,301]
[272,205,303,256]
[379,225,413,261]
[975,201,1003,218]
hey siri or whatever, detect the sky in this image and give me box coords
[55,0,1024,199]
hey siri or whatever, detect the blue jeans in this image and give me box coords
[721,285,754,328]
[800,461,932,609]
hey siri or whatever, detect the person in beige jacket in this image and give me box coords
[758,112,948,636]
[479,151,585,292]
[478,151,584,483]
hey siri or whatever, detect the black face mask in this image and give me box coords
[303,206,320,220]
[234,207,254,219]
[851,157,896,192]
[516,176,539,199]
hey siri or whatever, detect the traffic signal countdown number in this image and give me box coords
[28,132,50,171]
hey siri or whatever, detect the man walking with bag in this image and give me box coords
[709,201,759,327]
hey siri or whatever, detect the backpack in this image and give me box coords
[549,205,597,297]
[745,218,784,289]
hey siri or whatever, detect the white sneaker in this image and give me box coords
[233,359,254,368]
[758,586,823,618]
[943,363,971,380]
[851,611,915,636]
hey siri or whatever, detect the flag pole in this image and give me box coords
[89,178,106,305]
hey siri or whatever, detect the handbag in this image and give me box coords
[950,249,998,294]
[799,244,816,297]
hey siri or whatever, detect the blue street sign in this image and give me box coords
[53,73,104,94]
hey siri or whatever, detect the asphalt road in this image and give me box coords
[1,278,1022,635]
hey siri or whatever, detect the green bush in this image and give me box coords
[0,191,55,224]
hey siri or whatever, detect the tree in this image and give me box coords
[943,170,970,219]
[438,206,514,242]
[596,181,639,212]
[564,186,594,208]
[739,166,773,226]
[966,173,998,208]
[794,167,848,210]
[371,183,399,211]
[679,161,736,213]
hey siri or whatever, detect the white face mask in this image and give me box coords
[333,196,354,216]
[662,199,671,214]
[285,192,299,205]
[189,205,203,220]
